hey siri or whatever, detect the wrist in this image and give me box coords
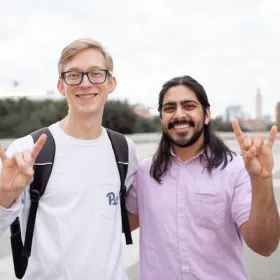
[250,175,273,182]
[250,175,273,195]
[0,189,19,209]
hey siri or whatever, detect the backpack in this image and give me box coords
[9,127,133,279]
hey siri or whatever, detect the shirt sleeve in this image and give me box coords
[231,163,252,229]
[125,179,139,215]
[125,137,139,192]
[0,137,33,235]
[0,196,22,235]
[125,137,139,215]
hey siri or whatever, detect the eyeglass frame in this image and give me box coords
[60,69,113,85]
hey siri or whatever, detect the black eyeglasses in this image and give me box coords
[61,69,112,85]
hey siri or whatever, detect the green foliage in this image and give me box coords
[211,116,249,132]
[4,97,267,138]
[0,98,68,138]
[0,98,161,138]
[211,117,233,132]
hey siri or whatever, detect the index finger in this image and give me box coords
[0,144,8,162]
[266,125,277,149]
[31,134,47,160]
[232,119,244,147]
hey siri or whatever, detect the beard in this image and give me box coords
[163,119,205,148]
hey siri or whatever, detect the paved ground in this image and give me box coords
[1,134,280,279]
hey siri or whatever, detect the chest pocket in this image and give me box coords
[100,181,120,219]
[191,178,225,229]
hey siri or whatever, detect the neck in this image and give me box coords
[173,135,205,162]
[60,111,103,140]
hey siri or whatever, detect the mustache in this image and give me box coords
[168,119,195,129]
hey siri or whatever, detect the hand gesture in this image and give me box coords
[0,135,47,198]
[232,119,277,179]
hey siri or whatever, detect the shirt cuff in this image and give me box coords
[236,209,250,229]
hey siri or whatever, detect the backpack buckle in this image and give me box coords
[30,189,41,203]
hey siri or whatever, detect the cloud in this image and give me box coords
[0,0,280,120]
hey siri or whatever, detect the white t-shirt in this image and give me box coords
[0,122,138,280]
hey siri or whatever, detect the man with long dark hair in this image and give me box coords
[126,75,280,280]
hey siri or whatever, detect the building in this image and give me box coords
[252,88,266,130]
[133,104,152,119]
[225,105,245,122]
[276,102,280,127]
[256,88,262,119]
[263,114,272,126]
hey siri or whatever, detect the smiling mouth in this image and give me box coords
[76,94,97,99]
[173,124,190,129]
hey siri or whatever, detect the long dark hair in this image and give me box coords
[150,75,235,183]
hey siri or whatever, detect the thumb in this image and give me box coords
[246,146,257,158]
[242,147,256,163]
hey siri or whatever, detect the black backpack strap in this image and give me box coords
[23,127,55,256]
[106,128,132,245]
[10,127,55,279]
[10,218,27,279]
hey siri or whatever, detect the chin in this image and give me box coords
[84,108,100,115]
[78,103,99,112]
[173,134,191,142]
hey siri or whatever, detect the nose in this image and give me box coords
[79,73,92,87]
[173,106,186,120]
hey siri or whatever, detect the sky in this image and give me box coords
[0,0,280,120]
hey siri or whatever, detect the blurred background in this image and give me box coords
[1,0,280,279]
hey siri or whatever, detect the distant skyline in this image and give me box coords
[0,0,280,120]
[223,88,277,122]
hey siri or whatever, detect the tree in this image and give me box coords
[0,98,161,138]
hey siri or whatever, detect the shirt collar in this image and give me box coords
[170,146,208,159]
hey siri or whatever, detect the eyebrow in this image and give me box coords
[162,99,199,107]
[65,66,106,72]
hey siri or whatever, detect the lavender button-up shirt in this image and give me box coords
[126,152,252,280]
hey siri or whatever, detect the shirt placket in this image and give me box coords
[177,163,191,280]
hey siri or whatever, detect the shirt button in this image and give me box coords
[181,165,185,168]
[178,217,184,223]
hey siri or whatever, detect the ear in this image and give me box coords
[205,107,211,125]
[57,78,65,96]
[108,76,117,95]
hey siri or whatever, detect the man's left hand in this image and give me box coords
[232,119,277,179]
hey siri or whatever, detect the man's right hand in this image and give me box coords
[0,135,47,208]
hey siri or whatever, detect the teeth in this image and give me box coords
[174,124,190,129]
[78,94,96,99]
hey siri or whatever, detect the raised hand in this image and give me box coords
[0,135,47,207]
[232,119,277,179]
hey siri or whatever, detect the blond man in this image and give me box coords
[0,38,138,280]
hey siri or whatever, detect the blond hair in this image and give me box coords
[58,38,114,76]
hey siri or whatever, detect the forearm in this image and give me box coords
[128,211,139,231]
[246,176,280,255]
[0,182,19,208]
